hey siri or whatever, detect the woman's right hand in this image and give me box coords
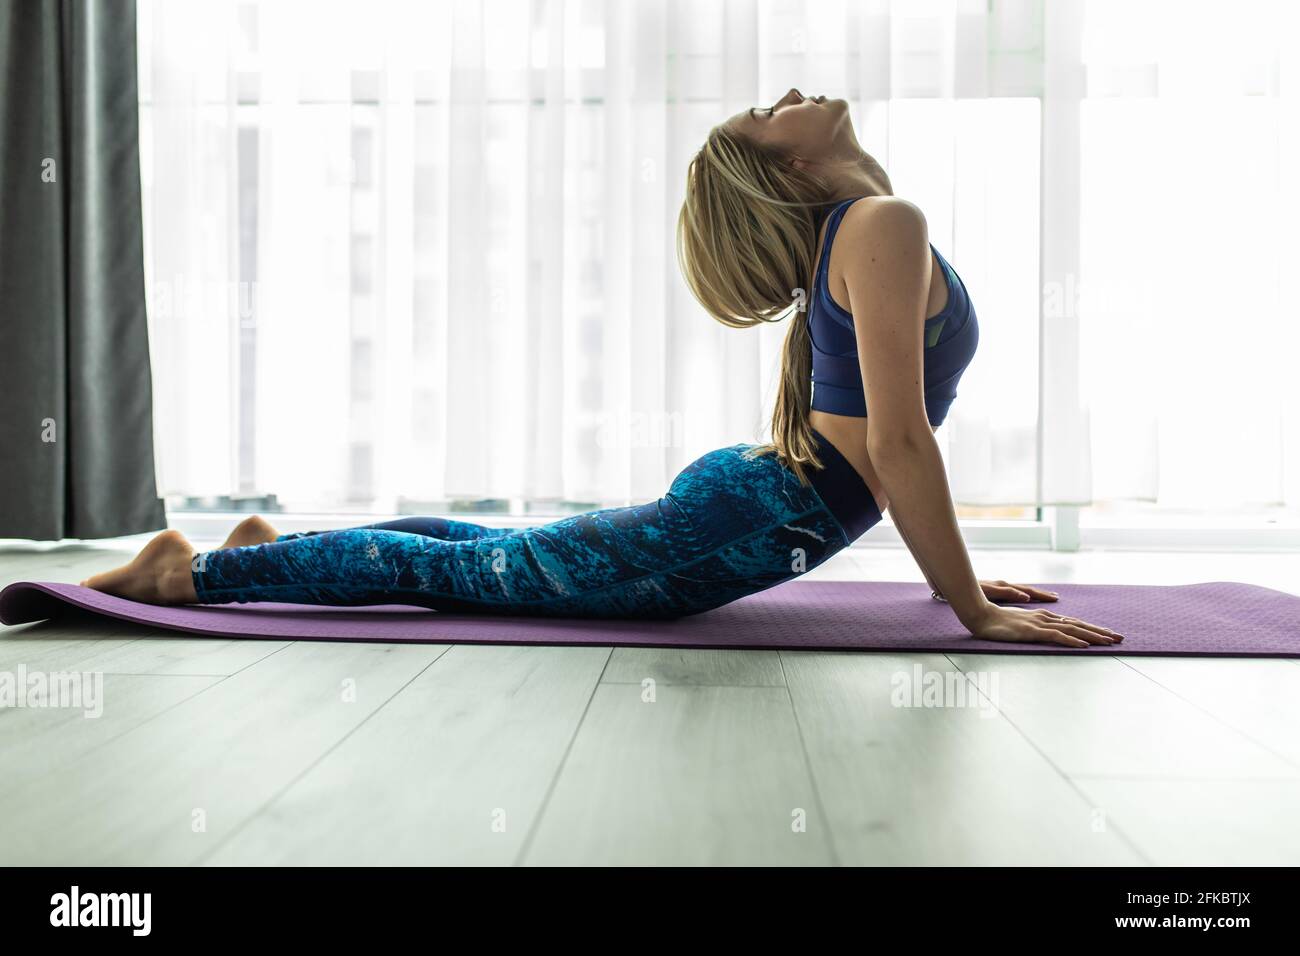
[964,602,1124,649]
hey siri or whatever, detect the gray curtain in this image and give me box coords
[0,0,166,540]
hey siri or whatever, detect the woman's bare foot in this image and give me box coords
[80,529,199,605]
[220,515,280,549]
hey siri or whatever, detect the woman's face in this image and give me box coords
[725,88,856,168]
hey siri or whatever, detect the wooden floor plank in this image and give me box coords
[521,682,833,865]
[0,640,447,865]
[57,632,291,677]
[1074,778,1300,865]
[1,619,290,677]
[947,654,1298,780]
[0,674,219,799]
[204,644,610,866]
[1119,657,1300,770]
[0,624,142,672]
[602,647,786,686]
[783,651,1144,865]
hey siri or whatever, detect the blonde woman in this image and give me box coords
[86,88,1121,649]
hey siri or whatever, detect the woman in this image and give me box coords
[87,88,1121,649]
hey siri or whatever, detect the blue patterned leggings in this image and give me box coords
[192,436,883,619]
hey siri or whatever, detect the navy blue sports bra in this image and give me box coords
[808,198,980,426]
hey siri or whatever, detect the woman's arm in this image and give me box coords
[888,419,947,600]
[889,504,947,600]
[836,197,990,628]
[871,435,984,621]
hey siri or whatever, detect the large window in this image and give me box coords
[137,0,1299,535]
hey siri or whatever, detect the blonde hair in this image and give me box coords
[675,124,836,485]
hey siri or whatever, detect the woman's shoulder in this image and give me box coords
[822,196,932,314]
[837,195,928,243]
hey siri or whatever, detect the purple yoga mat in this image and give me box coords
[1,579,1298,656]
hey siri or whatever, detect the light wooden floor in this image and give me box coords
[0,540,1297,866]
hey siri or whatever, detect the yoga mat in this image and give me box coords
[2,579,1298,656]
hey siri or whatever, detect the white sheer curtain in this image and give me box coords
[137,0,1300,519]
[1076,0,1300,515]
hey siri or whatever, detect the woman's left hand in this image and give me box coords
[978,579,1059,604]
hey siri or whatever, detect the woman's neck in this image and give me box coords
[824,153,894,200]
